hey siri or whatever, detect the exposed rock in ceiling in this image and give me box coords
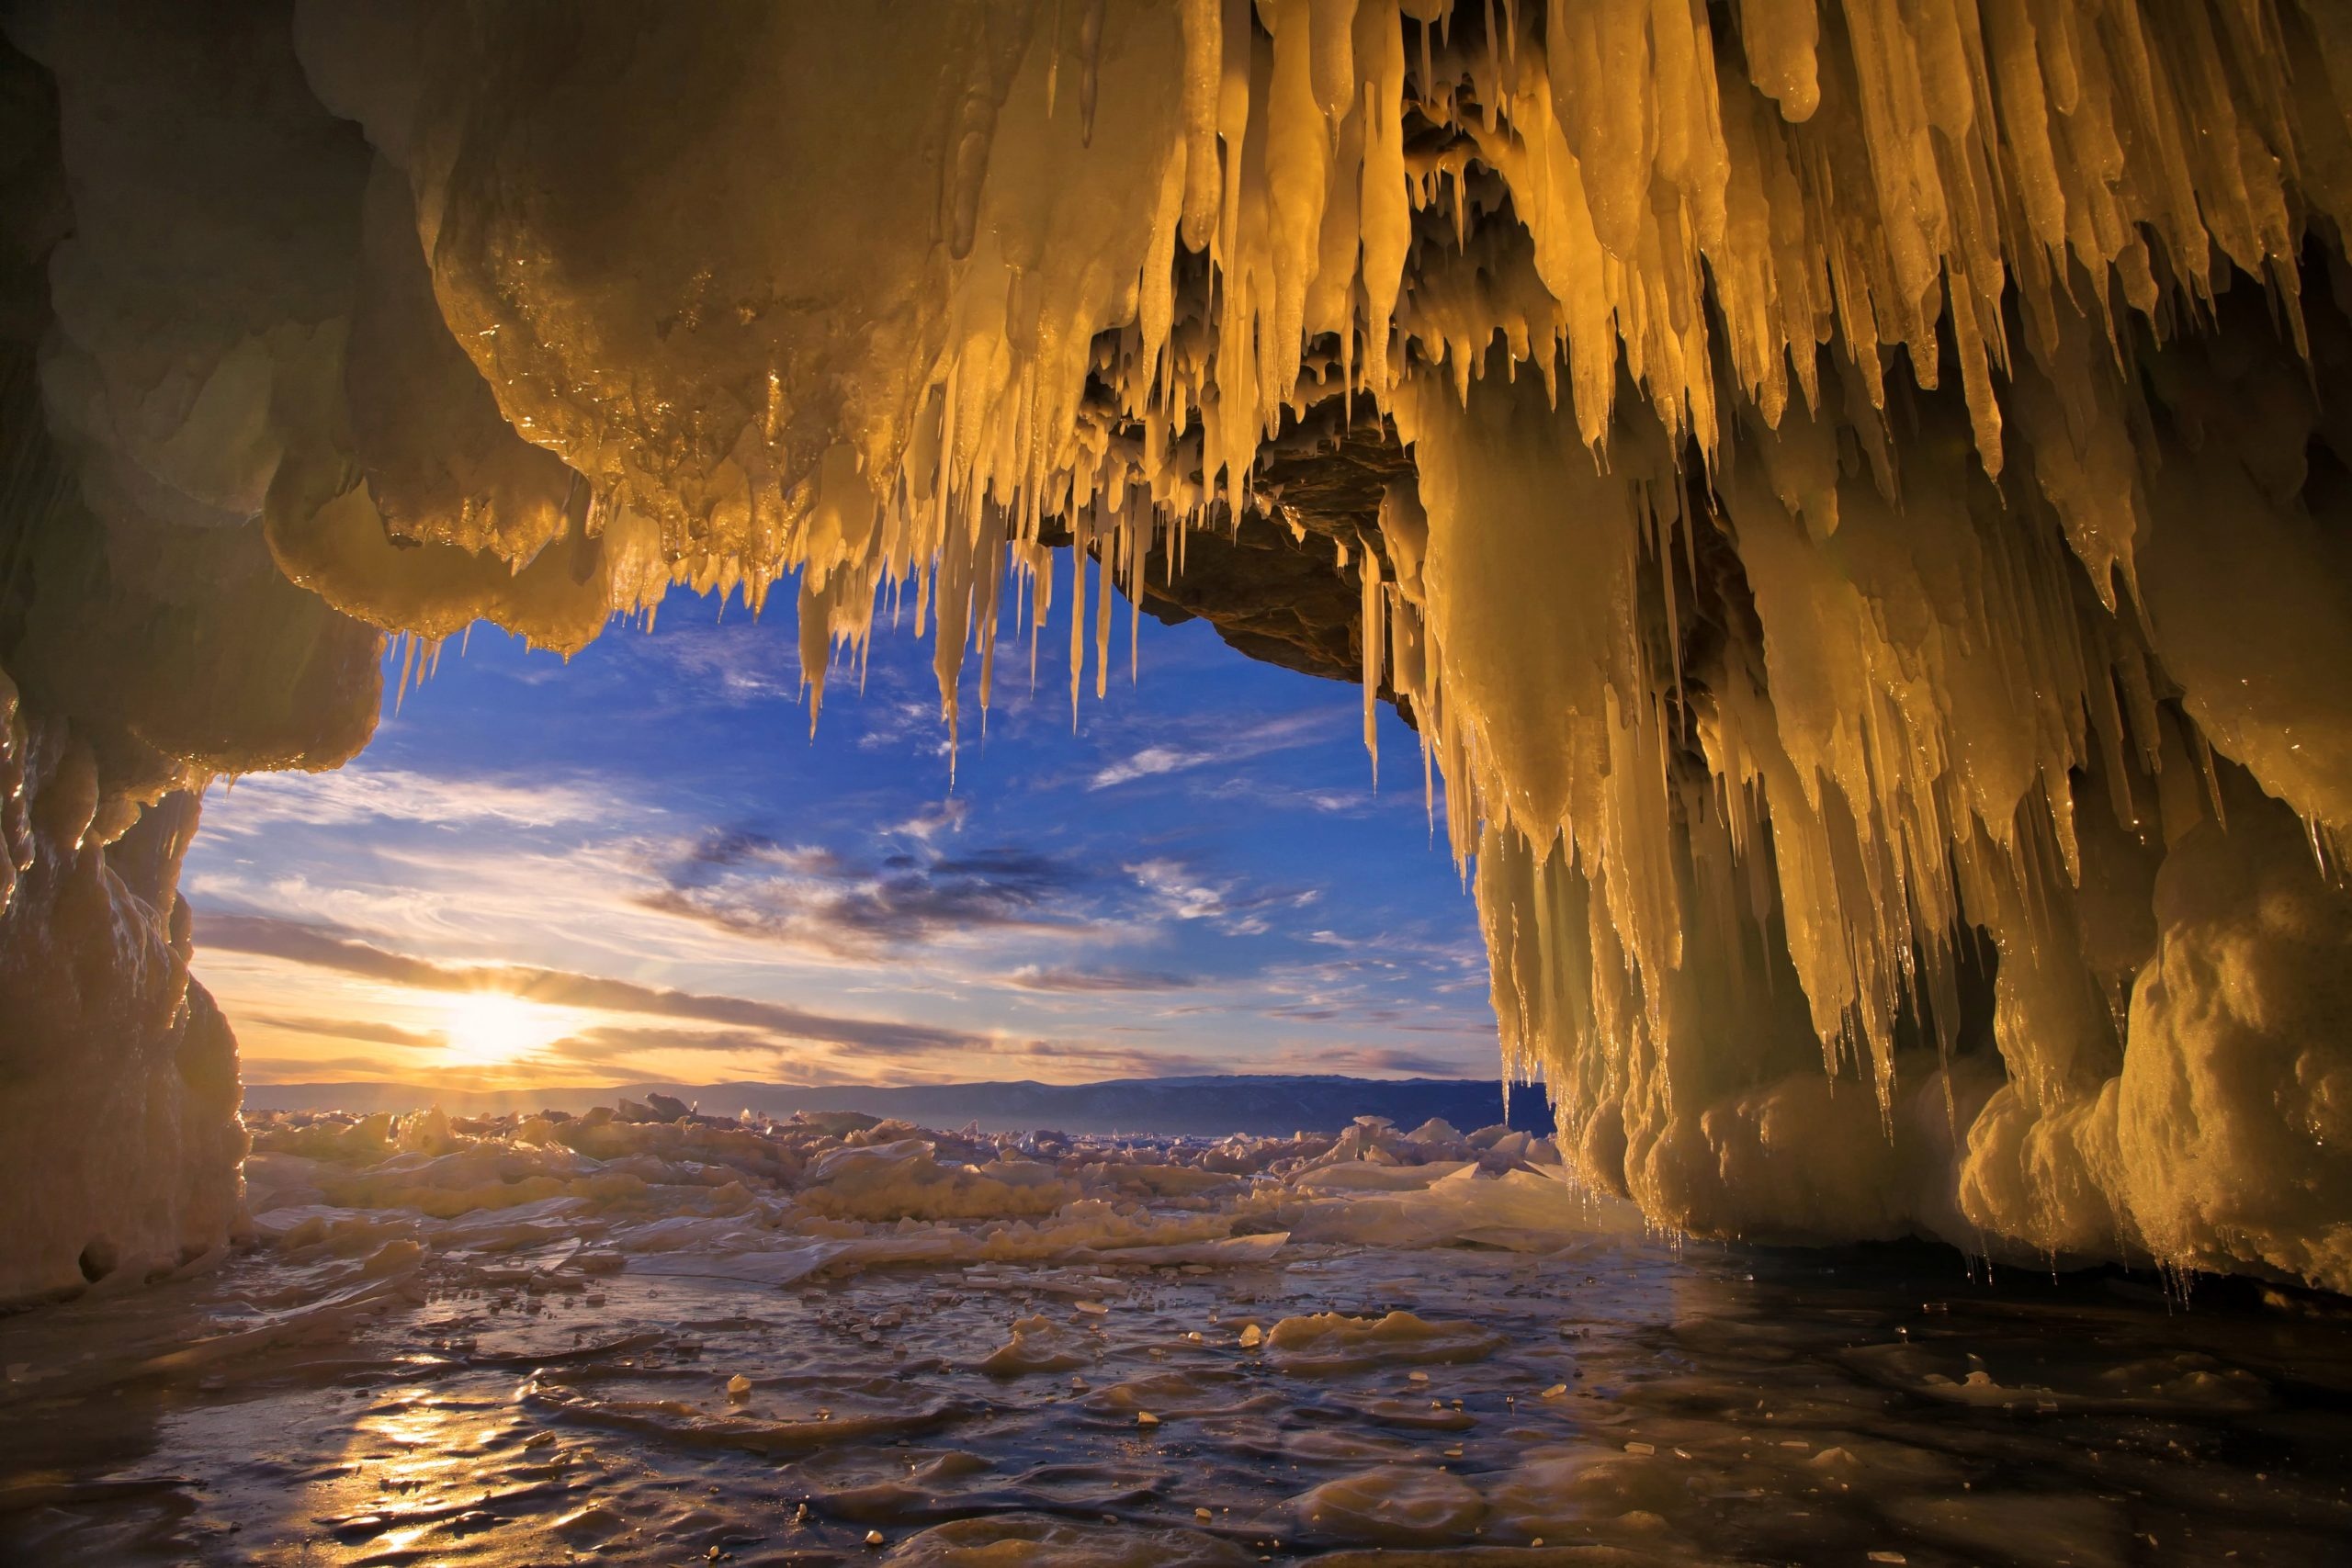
[3,0,2351,1303]
[1091,409,1414,707]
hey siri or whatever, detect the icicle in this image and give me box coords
[1093,525,1114,701]
[1178,0,1225,248]
[1046,0,1063,118]
[1067,507,1090,725]
[1359,536,1383,782]
[1080,0,1105,145]
[1127,504,1145,682]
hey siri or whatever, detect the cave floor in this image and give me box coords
[3,1231,2349,1565]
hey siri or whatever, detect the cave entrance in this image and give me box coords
[192,575,1498,1121]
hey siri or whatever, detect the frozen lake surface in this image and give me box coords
[4,1106,2348,1564]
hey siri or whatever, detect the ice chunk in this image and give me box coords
[1263,1311,1503,1375]
[1290,1465,1486,1545]
[801,1141,1072,1223]
[1294,1164,1644,1251]
[979,1314,1096,1378]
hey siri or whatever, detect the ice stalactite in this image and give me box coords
[3,0,2352,1293]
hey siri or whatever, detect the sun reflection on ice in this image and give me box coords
[312,1389,594,1557]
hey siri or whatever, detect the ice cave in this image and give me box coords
[3,1,2352,1562]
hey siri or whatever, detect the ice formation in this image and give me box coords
[4,0,2352,1297]
[219,1100,1610,1311]
[8,1098,2345,1562]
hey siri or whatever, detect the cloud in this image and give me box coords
[197,913,987,1056]
[675,827,782,868]
[1090,746,1213,790]
[1005,964,1197,993]
[635,622,803,705]
[1015,1040,1227,1077]
[1127,859,1228,922]
[852,697,951,752]
[244,1013,448,1051]
[1201,777,1383,816]
[1085,709,1340,792]
[890,798,970,841]
[205,767,614,832]
[1126,858,1315,938]
[639,831,1097,957]
[1292,1045,1487,1077]
[541,1025,790,1069]
[243,1054,430,1080]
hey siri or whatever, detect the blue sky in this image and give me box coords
[184,570,1497,1091]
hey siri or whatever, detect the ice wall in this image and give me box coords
[3,1,2350,1292]
[0,8,379,1303]
[0,681,248,1301]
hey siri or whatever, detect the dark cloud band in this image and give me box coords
[198,912,986,1056]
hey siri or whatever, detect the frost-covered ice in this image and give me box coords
[3,1102,2349,1563]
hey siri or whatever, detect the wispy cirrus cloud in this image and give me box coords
[1085,709,1340,792]
[1127,858,1319,938]
[1090,746,1214,789]
[1128,859,1230,922]
[1202,775,1387,816]
[205,767,614,832]
[632,622,803,705]
[889,798,970,842]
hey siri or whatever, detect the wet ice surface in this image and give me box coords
[5,1109,2351,1566]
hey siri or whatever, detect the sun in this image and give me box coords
[439,991,559,1068]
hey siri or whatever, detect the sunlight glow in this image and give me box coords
[439,990,560,1067]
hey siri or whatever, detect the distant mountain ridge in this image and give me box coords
[242,1074,1555,1136]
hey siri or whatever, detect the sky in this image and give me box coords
[184,566,1499,1093]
